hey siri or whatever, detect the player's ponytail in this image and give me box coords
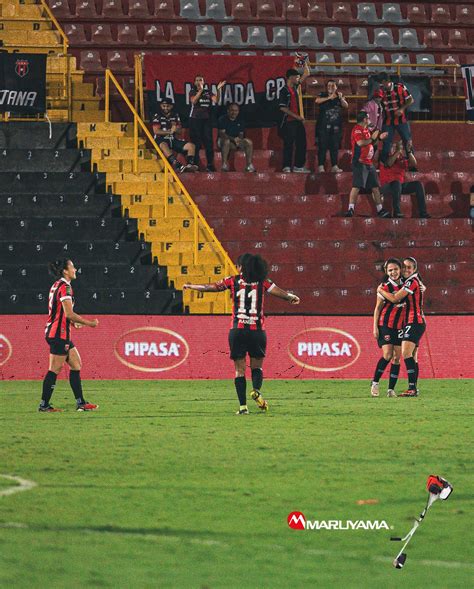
[48,259,70,278]
[238,253,268,283]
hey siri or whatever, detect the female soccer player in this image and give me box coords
[371,258,404,398]
[377,257,426,397]
[183,253,300,414]
[39,259,99,412]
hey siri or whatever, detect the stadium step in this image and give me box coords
[0,149,92,172]
[0,123,76,149]
[0,171,105,194]
[0,193,121,217]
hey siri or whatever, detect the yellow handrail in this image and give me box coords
[104,68,237,299]
[307,61,460,80]
[39,0,69,55]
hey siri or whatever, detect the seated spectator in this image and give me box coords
[379,141,430,218]
[152,99,198,173]
[363,88,384,133]
[315,79,348,173]
[217,103,255,172]
[345,111,390,218]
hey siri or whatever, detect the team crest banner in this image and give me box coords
[144,54,294,126]
[0,53,46,114]
[461,64,474,110]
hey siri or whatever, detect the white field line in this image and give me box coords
[0,475,37,497]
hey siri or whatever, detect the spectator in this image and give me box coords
[189,74,225,172]
[470,185,474,219]
[278,67,310,173]
[379,140,430,218]
[152,99,198,173]
[217,103,255,172]
[345,111,390,218]
[315,79,348,173]
[363,88,384,133]
[379,73,415,165]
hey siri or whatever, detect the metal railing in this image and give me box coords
[104,68,238,303]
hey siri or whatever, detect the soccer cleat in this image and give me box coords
[398,389,419,397]
[387,389,397,397]
[236,407,249,415]
[38,404,62,412]
[377,208,391,218]
[370,382,380,397]
[251,390,269,411]
[344,209,354,217]
[77,402,99,411]
[282,166,292,173]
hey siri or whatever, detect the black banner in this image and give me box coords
[0,53,46,114]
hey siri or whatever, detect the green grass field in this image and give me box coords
[1,379,473,588]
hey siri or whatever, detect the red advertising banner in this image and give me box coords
[0,315,472,380]
[144,54,294,126]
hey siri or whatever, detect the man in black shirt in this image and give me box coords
[217,103,255,172]
[152,99,198,173]
[315,80,348,173]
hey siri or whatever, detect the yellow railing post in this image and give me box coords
[164,165,169,218]
[105,70,110,123]
[193,210,198,265]
[133,112,138,174]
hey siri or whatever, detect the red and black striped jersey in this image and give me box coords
[378,279,405,329]
[215,274,275,330]
[381,82,412,125]
[45,278,74,340]
[402,274,425,324]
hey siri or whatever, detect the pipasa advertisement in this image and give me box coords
[144,55,294,126]
[0,315,472,380]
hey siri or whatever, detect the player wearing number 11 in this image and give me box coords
[183,254,300,414]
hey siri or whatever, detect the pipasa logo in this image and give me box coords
[288,512,306,530]
[114,327,189,373]
[0,334,12,366]
[288,327,361,372]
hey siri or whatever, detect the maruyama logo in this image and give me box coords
[114,327,189,373]
[0,334,12,366]
[288,327,361,372]
[287,512,390,531]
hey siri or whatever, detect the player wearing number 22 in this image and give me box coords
[183,254,300,414]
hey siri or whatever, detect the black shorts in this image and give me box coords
[377,326,402,348]
[157,137,187,154]
[46,338,75,356]
[228,328,267,360]
[352,162,379,190]
[401,322,426,345]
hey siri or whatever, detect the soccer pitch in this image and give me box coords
[1,379,473,588]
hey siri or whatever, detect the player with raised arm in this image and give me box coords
[377,257,426,397]
[371,258,404,398]
[39,259,99,412]
[183,253,300,414]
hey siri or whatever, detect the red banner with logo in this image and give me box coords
[1,315,472,380]
[144,54,294,126]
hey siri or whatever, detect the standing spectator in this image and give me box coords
[217,103,255,172]
[152,99,198,173]
[380,141,431,218]
[345,111,390,218]
[379,74,415,164]
[315,79,348,173]
[363,88,384,133]
[189,74,225,172]
[278,67,310,173]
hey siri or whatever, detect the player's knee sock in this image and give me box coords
[251,368,263,392]
[69,370,85,404]
[372,357,389,383]
[404,357,417,390]
[234,376,247,407]
[414,362,419,386]
[41,371,57,406]
[388,363,400,390]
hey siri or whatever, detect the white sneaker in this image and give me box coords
[293,166,310,173]
[387,389,397,397]
[318,165,325,173]
[221,163,229,172]
[370,382,380,397]
[282,167,292,173]
[331,165,343,173]
[245,164,256,172]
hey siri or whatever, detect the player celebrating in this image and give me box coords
[183,254,300,414]
[377,257,426,397]
[371,258,404,398]
[39,259,99,412]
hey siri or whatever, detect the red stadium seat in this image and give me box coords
[64,23,88,45]
[50,0,74,18]
[353,77,369,96]
[143,24,167,45]
[79,49,103,70]
[441,54,461,68]
[448,29,468,49]
[75,0,98,17]
[102,0,124,18]
[117,24,141,44]
[169,24,194,45]
[106,50,133,71]
[331,2,353,22]
[283,1,306,22]
[230,0,252,20]
[406,3,427,24]
[455,4,474,23]
[91,24,115,44]
[333,76,352,94]
[430,4,452,24]
[256,0,278,20]
[304,76,324,96]
[129,0,151,18]
[432,78,453,96]
[307,0,331,22]
[154,0,178,19]
[423,28,446,49]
